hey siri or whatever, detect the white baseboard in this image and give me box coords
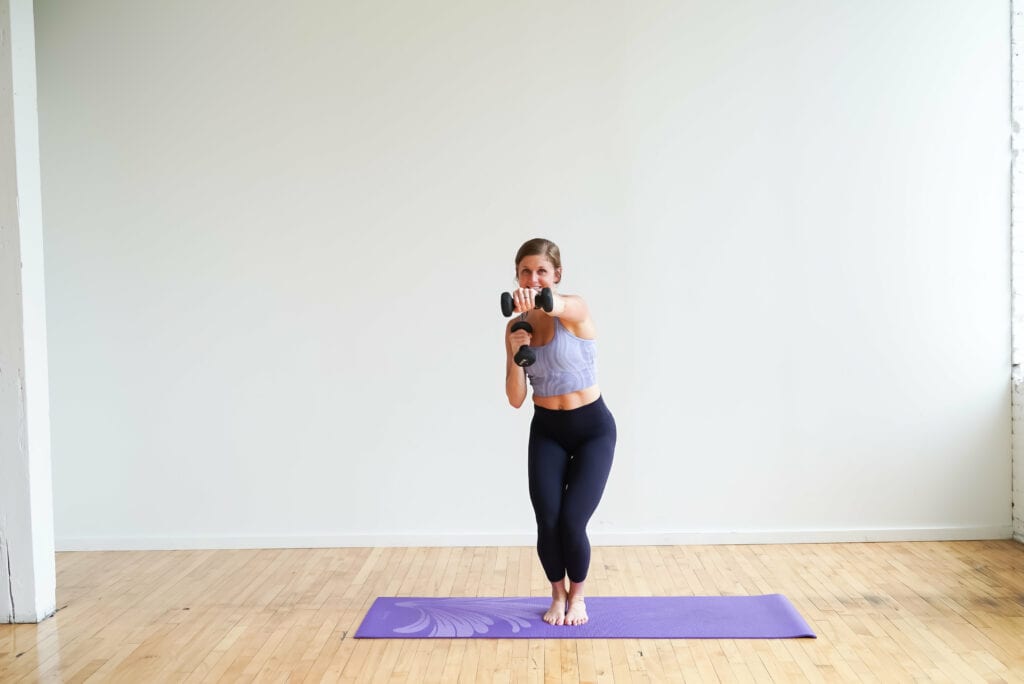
[56,525,1014,552]
[591,525,1015,546]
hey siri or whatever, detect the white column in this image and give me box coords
[0,0,55,623]
[1014,1,1024,544]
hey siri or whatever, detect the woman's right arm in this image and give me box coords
[505,322,529,408]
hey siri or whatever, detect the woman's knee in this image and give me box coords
[535,513,561,537]
[559,519,589,547]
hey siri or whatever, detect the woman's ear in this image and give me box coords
[555,269,562,284]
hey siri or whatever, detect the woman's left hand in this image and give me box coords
[511,287,539,314]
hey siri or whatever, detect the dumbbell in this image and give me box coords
[500,287,554,317]
[510,321,536,367]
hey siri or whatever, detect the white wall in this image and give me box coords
[36,0,1012,550]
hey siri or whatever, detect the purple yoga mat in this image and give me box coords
[354,595,815,639]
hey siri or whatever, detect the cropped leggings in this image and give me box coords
[528,396,616,584]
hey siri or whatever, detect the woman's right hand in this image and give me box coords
[508,323,532,352]
[505,321,530,408]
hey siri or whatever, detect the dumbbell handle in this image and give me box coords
[501,287,554,317]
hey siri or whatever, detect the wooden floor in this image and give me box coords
[1,541,1023,682]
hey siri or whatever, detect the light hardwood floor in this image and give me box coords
[1,540,1022,682]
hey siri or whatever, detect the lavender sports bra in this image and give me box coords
[525,317,598,398]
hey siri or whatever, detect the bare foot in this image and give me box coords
[543,598,567,625]
[543,581,568,625]
[565,598,588,626]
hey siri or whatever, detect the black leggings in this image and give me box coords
[528,396,616,584]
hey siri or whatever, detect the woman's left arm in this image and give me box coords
[550,293,589,323]
[550,294,596,338]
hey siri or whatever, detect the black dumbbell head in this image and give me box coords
[514,346,536,367]
[536,288,554,312]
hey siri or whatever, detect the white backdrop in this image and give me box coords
[36,0,1012,549]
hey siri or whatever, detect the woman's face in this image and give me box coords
[516,255,560,290]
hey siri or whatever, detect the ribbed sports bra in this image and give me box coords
[524,317,598,398]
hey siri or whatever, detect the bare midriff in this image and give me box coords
[533,385,601,411]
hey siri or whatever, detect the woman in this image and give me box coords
[504,238,616,627]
